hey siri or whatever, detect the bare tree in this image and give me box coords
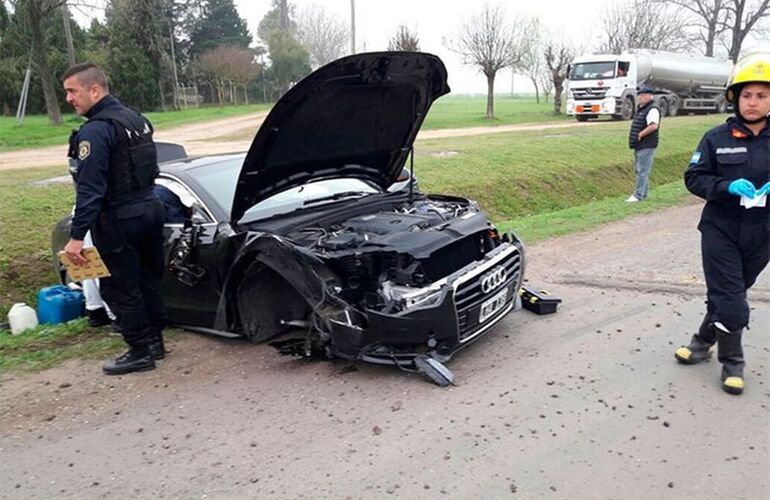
[537,68,554,103]
[598,0,694,54]
[544,40,574,115]
[659,0,730,56]
[388,25,420,51]
[724,0,770,61]
[197,45,258,106]
[447,4,523,119]
[517,16,544,103]
[12,0,67,124]
[297,4,348,68]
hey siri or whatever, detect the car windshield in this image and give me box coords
[191,161,380,221]
[570,62,616,80]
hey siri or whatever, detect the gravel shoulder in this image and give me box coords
[1,203,768,499]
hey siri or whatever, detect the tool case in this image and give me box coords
[519,286,561,315]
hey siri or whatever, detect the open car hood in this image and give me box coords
[231,52,450,223]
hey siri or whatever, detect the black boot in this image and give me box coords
[717,329,745,395]
[148,329,166,360]
[86,307,111,328]
[103,345,156,375]
[675,315,716,365]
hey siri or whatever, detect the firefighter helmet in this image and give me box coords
[725,52,770,102]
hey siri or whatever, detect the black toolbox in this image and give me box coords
[519,286,561,315]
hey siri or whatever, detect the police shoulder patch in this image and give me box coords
[78,140,91,160]
[689,151,702,164]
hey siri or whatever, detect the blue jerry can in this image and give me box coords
[37,285,85,324]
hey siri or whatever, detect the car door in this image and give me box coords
[158,177,238,329]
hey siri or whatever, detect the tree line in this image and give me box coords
[1,0,768,125]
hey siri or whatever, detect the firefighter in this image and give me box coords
[675,53,770,395]
[62,63,167,375]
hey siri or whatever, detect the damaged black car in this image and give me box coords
[53,52,526,384]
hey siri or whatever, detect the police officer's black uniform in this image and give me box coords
[680,115,769,392]
[68,95,167,374]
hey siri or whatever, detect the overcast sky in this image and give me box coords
[234,0,607,94]
[72,0,770,95]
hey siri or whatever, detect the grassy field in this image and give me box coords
[421,95,569,130]
[0,103,271,152]
[0,113,722,372]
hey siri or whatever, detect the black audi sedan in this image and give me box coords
[53,52,526,384]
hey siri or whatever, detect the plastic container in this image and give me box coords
[8,303,39,335]
[37,285,85,325]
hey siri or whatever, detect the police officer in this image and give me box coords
[675,53,770,395]
[62,63,167,375]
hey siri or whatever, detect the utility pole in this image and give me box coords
[61,3,76,67]
[350,0,356,54]
[169,23,180,109]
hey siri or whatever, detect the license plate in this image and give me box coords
[479,289,508,323]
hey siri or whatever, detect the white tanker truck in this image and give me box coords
[566,49,733,121]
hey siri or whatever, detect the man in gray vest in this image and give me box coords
[626,85,660,202]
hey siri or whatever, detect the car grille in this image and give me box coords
[571,87,609,100]
[453,246,522,343]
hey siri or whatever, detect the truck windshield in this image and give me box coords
[570,62,616,80]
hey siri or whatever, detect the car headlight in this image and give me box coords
[381,281,445,311]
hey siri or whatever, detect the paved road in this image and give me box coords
[1,202,768,499]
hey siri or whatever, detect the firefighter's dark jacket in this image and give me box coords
[684,116,770,229]
[68,95,159,240]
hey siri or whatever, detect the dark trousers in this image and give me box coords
[700,219,769,331]
[93,199,166,346]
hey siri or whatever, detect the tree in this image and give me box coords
[297,4,347,68]
[189,0,252,58]
[196,45,258,105]
[388,25,420,51]
[659,0,730,56]
[11,0,67,124]
[106,0,176,111]
[448,4,524,119]
[258,0,310,96]
[597,0,694,54]
[517,16,544,103]
[544,40,574,115]
[724,0,770,61]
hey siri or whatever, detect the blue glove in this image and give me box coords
[728,179,756,198]
[757,181,770,197]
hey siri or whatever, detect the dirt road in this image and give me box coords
[0,115,609,171]
[1,202,768,499]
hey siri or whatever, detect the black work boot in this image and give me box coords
[86,307,111,328]
[675,315,716,365]
[148,329,166,361]
[103,345,156,375]
[717,328,745,395]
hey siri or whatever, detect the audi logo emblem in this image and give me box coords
[481,266,507,293]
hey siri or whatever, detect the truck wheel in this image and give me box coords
[658,99,669,117]
[621,97,634,120]
[716,97,728,114]
[668,101,679,117]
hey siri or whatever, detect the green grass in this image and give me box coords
[414,113,724,221]
[422,95,570,130]
[0,165,74,318]
[0,103,271,152]
[498,181,696,242]
[0,319,125,373]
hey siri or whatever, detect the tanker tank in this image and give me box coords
[628,50,732,95]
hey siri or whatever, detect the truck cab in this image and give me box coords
[567,54,637,121]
